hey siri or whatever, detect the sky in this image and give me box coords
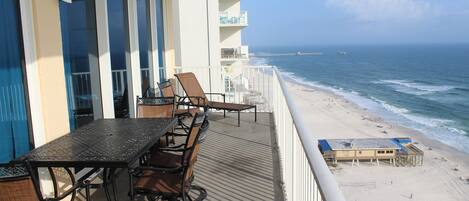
[241,0,469,47]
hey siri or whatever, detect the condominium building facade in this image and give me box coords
[219,0,249,66]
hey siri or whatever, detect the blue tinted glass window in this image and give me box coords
[0,0,31,163]
[60,0,99,128]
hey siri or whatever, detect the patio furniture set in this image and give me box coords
[0,73,257,201]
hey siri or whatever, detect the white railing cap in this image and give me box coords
[274,67,347,201]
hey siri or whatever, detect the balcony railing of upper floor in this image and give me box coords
[221,46,249,61]
[71,66,346,201]
[219,11,248,27]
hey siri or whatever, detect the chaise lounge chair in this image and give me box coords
[174,72,256,127]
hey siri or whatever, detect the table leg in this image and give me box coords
[25,162,45,201]
[238,111,241,127]
[128,169,134,200]
[102,168,112,201]
[254,106,257,122]
[85,180,91,201]
[47,167,59,198]
[110,168,119,201]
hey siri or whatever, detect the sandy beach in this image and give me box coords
[287,81,469,201]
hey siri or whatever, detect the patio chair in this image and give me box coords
[158,79,200,132]
[175,72,257,127]
[136,96,178,147]
[114,87,129,118]
[131,112,208,201]
[115,79,150,118]
[0,165,39,201]
[146,112,209,169]
[1,164,93,201]
[142,78,150,98]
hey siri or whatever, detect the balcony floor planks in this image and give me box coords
[88,112,284,201]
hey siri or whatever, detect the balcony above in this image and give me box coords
[219,11,248,27]
[221,46,249,62]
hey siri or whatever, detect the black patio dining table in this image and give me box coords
[20,118,177,201]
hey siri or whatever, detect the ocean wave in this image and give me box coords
[249,57,270,66]
[372,98,467,135]
[455,87,469,92]
[278,70,469,152]
[374,79,456,95]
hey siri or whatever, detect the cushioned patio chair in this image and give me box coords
[158,79,200,132]
[131,112,208,201]
[0,164,93,201]
[0,165,39,201]
[136,96,178,147]
[175,72,257,127]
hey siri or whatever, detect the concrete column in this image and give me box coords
[124,0,142,118]
[19,0,46,147]
[29,0,70,142]
[147,0,160,87]
[94,0,115,118]
[85,0,104,120]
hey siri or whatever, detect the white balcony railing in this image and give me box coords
[272,69,346,201]
[221,46,249,61]
[219,11,248,27]
[70,68,149,109]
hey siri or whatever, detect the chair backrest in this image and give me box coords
[0,166,39,201]
[174,73,208,106]
[158,79,176,98]
[141,78,150,98]
[136,97,175,118]
[181,112,209,185]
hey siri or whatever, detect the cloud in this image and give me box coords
[326,0,439,22]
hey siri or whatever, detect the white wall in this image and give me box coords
[171,0,220,67]
[219,0,240,15]
[220,27,242,47]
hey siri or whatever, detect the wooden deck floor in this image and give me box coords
[89,112,284,201]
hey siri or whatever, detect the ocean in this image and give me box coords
[251,44,469,153]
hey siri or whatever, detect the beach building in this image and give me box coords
[319,138,424,166]
[0,0,345,200]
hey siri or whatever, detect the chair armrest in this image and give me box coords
[157,146,190,152]
[178,95,207,106]
[205,93,225,97]
[160,143,185,149]
[205,93,225,103]
[167,131,188,136]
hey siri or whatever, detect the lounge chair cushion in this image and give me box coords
[207,101,255,111]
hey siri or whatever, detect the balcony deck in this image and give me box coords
[90,112,284,201]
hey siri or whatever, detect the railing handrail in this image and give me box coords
[173,65,274,69]
[273,67,346,201]
[71,68,149,75]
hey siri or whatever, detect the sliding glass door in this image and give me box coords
[155,0,166,81]
[60,0,100,128]
[0,0,31,163]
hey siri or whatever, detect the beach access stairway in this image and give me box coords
[396,144,424,167]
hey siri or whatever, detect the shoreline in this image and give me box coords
[285,80,469,201]
[285,77,469,167]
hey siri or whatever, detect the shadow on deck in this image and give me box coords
[90,112,284,201]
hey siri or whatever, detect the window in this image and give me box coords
[0,0,31,163]
[377,150,385,154]
[60,0,99,128]
[386,150,394,154]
